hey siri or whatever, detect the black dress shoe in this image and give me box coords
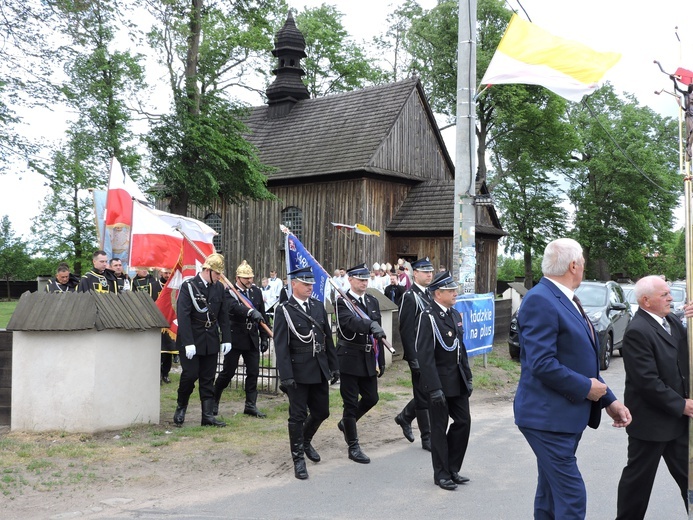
[451,472,470,484]
[394,414,415,443]
[435,478,458,491]
[162,376,171,384]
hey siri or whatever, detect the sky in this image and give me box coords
[1,0,690,240]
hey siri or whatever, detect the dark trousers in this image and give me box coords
[616,434,688,519]
[339,372,378,420]
[177,353,218,403]
[160,331,175,377]
[161,353,173,377]
[401,369,429,422]
[215,347,260,395]
[428,394,470,482]
[286,380,330,426]
[519,426,585,520]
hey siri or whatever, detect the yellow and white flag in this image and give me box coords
[480,14,621,102]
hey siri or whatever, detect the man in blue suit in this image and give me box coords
[515,238,631,520]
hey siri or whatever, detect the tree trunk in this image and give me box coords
[524,248,534,289]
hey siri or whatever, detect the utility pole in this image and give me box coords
[453,0,477,294]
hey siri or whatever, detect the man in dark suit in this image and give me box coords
[335,263,386,464]
[515,238,631,519]
[213,260,269,418]
[383,273,405,307]
[416,271,472,491]
[615,275,693,519]
[274,267,339,480]
[174,253,232,428]
[395,256,434,450]
[45,262,79,293]
[78,251,118,293]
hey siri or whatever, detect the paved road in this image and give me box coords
[79,355,688,519]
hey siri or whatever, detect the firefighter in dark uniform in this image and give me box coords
[78,250,118,293]
[213,260,270,418]
[173,253,232,428]
[416,271,473,491]
[274,267,339,480]
[45,263,79,293]
[131,268,163,299]
[335,263,386,464]
[395,257,434,450]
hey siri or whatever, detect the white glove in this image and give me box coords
[221,342,232,356]
[185,344,196,359]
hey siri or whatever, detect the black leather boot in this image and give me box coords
[201,399,226,427]
[243,391,267,418]
[289,422,308,480]
[303,415,323,463]
[343,417,370,464]
[416,409,432,451]
[173,403,187,427]
[395,410,415,443]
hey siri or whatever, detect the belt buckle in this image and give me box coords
[246,321,253,330]
[364,343,371,353]
[205,319,212,329]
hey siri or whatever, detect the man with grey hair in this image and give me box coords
[515,238,631,519]
[615,275,693,519]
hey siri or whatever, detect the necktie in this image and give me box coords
[303,301,310,314]
[359,296,365,307]
[573,295,595,341]
[662,317,671,334]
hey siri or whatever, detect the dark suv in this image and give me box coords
[508,280,630,370]
[574,280,631,370]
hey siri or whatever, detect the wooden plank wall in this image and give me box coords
[388,236,453,271]
[189,178,411,279]
[369,90,452,180]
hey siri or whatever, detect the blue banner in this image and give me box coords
[284,232,330,302]
[454,293,495,357]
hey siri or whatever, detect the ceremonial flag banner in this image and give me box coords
[282,227,330,302]
[156,240,208,337]
[331,222,381,236]
[480,14,621,102]
[129,201,216,269]
[104,158,149,269]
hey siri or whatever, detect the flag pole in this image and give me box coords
[174,226,273,338]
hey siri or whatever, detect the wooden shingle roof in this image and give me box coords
[387,180,455,233]
[7,291,169,332]
[245,78,424,182]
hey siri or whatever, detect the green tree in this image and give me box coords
[567,84,680,280]
[0,216,31,300]
[145,0,284,215]
[18,0,146,266]
[296,4,386,98]
[30,132,99,276]
[489,86,577,288]
[372,0,421,82]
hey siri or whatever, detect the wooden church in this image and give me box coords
[185,12,505,294]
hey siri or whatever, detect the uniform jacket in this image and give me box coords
[384,283,405,307]
[274,296,338,385]
[113,272,130,292]
[131,274,163,301]
[45,274,80,293]
[622,309,689,442]
[399,284,432,361]
[78,269,118,294]
[176,274,231,356]
[336,291,384,377]
[227,284,269,351]
[515,277,616,433]
[416,303,472,397]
